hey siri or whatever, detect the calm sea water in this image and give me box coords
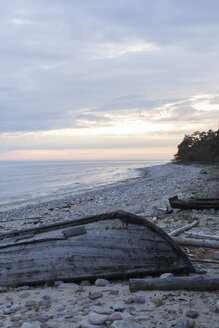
[0,160,168,205]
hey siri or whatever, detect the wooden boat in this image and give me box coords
[169,195,219,210]
[0,211,195,286]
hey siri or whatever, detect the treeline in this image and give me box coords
[174,129,219,164]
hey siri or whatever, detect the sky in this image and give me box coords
[0,0,219,161]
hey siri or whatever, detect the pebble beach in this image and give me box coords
[0,163,218,328]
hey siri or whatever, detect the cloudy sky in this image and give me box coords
[0,0,219,160]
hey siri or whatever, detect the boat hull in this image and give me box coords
[0,211,195,286]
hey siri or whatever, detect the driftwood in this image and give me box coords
[129,275,219,292]
[173,237,219,249]
[184,232,219,241]
[169,195,219,210]
[169,220,199,237]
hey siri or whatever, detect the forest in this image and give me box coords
[174,129,219,164]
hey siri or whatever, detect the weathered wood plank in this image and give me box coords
[129,275,219,292]
[173,237,219,249]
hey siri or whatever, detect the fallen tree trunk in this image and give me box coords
[169,220,199,237]
[173,237,219,249]
[184,232,219,241]
[129,275,219,292]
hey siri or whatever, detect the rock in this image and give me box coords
[21,323,34,328]
[134,315,150,321]
[209,304,217,313]
[37,313,49,323]
[25,300,37,307]
[41,294,51,300]
[160,272,174,278]
[40,324,51,328]
[111,319,145,328]
[214,251,219,260]
[55,304,66,312]
[113,303,125,311]
[11,322,22,328]
[174,325,186,328]
[108,290,119,296]
[38,299,51,307]
[107,313,122,321]
[88,312,108,325]
[125,297,134,304]
[185,319,195,328]
[80,280,91,286]
[93,306,114,315]
[95,278,110,286]
[185,310,198,319]
[10,304,22,312]
[216,300,219,312]
[89,292,103,300]
[121,312,132,320]
[19,292,31,299]
[17,286,30,291]
[134,295,145,304]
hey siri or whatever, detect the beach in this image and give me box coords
[0,163,218,328]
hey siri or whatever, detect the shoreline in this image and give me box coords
[0,162,218,328]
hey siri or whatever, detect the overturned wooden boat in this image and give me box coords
[169,195,219,210]
[0,211,195,286]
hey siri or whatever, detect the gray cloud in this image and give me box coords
[0,0,219,136]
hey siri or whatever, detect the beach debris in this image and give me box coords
[129,275,219,292]
[152,206,172,219]
[169,220,199,237]
[169,195,219,210]
[172,237,219,249]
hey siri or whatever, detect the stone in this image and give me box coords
[185,319,195,328]
[113,303,125,311]
[41,294,51,300]
[19,292,31,299]
[174,325,186,328]
[108,290,119,296]
[185,310,198,319]
[80,280,91,286]
[40,325,51,328]
[121,312,132,320]
[38,299,50,307]
[88,312,108,325]
[21,323,34,328]
[125,297,134,304]
[10,304,22,312]
[209,304,217,313]
[107,313,122,321]
[17,286,30,291]
[134,315,150,321]
[93,306,114,315]
[111,319,145,328]
[55,304,66,312]
[11,322,22,328]
[214,251,219,260]
[134,295,145,304]
[160,272,174,278]
[216,299,219,312]
[95,278,110,286]
[25,300,37,307]
[89,292,103,300]
[37,313,48,323]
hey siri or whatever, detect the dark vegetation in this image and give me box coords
[174,129,219,164]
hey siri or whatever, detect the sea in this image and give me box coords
[0,160,168,205]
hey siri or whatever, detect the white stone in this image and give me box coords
[160,272,174,278]
[216,300,219,312]
[89,312,108,325]
[95,278,110,286]
[93,306,114,315]
[21,323,34,328]
[113,303,125,311]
